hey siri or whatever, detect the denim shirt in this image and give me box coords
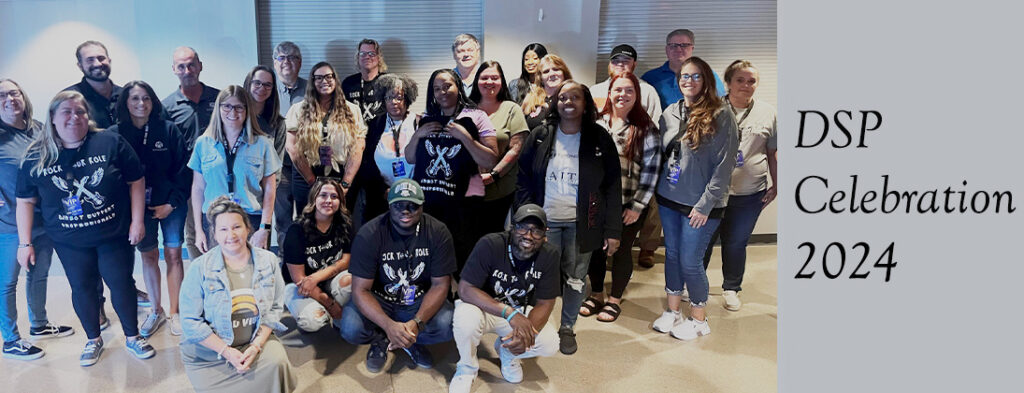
[180,245,286,346]
[187,134,282,215]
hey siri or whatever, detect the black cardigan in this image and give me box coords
[515,121,622,253]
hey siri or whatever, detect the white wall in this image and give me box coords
[483,0,602,86]
[0,0,258,121]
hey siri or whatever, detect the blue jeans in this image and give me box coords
[0,232,55,342]
[660,206,721,307]
[702,190,766,292]
[137,204,188,252]
[339,294,454,346]
[547,221,592,330]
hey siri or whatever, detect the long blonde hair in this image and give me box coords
[521,54,573,116]
[202,85,266,145]
[680,57,722,150]
[294,62,363,167]
[24,91,98,176]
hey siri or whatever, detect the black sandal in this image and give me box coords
[579,296,604,317]
[597,303,622,322]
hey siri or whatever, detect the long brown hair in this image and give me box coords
[599,72,654,161]
[294,62,363,166]
[680,56,721,150]
[296,178,353,243]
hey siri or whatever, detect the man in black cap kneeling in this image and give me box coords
[341,178,456,374]
[448,204,561,392]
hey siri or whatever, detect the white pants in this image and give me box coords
[284,271,351,332]
[452,299,560,372]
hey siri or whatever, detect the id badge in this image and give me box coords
[62,195,84,216]
[318,145,333,167]
[145,187,153,205]
[400,284,418,306]
[229,192,241,205]
[392,160,406,178]
[736,150,745,167]
[666,162,681,185]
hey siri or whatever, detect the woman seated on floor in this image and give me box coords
[179,196,295,393]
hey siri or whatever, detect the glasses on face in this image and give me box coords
[390,201,420,213]
[358,51,378,58]
[680,73,702,82]
[513,223,546,238]
[312,73,336,83]
[667,43,694,51]
[0,90,24,100]
[385,94,405,103]
[219,103,246,114]
[250,80,273,90]
[275,55,300,63]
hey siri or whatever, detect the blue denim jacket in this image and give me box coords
[179,245,286,346]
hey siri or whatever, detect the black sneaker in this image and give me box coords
[558,327,577,355]
[403,343,433,369]
[2,339,44,360]
[29,323,75,339]
[366,336,389,373]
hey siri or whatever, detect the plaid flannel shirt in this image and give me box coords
[602,119,661,212]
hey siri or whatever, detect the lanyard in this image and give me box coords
[728,97,753,143]
[224,131,244,194]
[320,102,335,143]
[142,123,150,146]
[506,243,535,298]
[387,115,404,158]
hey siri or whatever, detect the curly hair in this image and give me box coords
[295,178,353,244]
[294,62,364,168]
[679,56,722,150]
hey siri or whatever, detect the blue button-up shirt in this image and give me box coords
[187,134,282,215]
[642,61,726,110]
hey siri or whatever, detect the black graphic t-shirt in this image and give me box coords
[349,213,456,305]
[413,115,479,224]
[282,222,352,285]
[16,131,143,245]
[460,232,560,310]
[342,73,385,125]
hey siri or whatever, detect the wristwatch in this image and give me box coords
[262,223,272,230]
[17,243,32,248]
[413,317,426,331]
[488,170,500,180]
[340,180,351,189]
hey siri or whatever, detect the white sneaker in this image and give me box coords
[448,365,478,393]
[652,310,682,333]
[670,317,711,341]
[494,337,523,383]
[139,310,166,338]
[722,290,742,311]
[681,287,690,302]
[169,314,182,336]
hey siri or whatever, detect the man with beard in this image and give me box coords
[340,179,455,374]
[341,38,387,125]
[64,41,121,129]
[449,204,560,392]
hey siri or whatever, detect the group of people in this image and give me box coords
[0,28,777,393]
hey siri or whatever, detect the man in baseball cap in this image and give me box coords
[589,43,662,121]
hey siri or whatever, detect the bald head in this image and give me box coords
[172,46,203,87]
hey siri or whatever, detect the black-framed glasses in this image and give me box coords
[0,90,23,99]
[250,80,273,90]
[275,55,300,62]
[666,43,693,50]
[358,51,378,58]
[680,73,702,82]
[390,201,420,213]
[219,103,246,113]
[513,223,546,238]
[312,73,336,83]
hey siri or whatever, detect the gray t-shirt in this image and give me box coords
[226,261,258,347]
[0,120,42,234]
[543,128,581,222]
[729,99,777,196]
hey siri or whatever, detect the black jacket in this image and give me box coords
[352,114,391,220]
[515,121,622,253]
[108,120,190,209]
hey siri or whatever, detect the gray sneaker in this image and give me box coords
[80,338,104,367]
[140,310,166,338]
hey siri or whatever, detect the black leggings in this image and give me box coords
[55,238,139,339]
[588,206,648,299]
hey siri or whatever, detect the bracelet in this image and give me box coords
[505,309,521,322]
[501,305,510,319]
[17,243,32,248]
[217,343,229,360]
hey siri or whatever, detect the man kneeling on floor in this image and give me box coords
[340,179,455,373]
[449,204,560,392]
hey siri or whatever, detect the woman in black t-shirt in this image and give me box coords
[282,178,354,332]
[16,91,155,366]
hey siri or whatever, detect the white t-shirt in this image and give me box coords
[373,115,416,186]
[543,127,581,222]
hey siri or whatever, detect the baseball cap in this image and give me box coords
[609,44,637,61]
[388,179,425,205]
[512,204,547,227]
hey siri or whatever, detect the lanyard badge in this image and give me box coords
[392,160,406,177]
[62,195,84,216]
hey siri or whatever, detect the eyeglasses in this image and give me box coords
[0,90,23,99]
[250,80,273,90]
[312,73,336,83]
[513,223,546,238]
[219,103,246,113]
[680,73,702,82]
[275,55,300,63]
[385,94,405,103]
[390,201,420,212]
[358,51,378,58]
[666,43,694,50]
